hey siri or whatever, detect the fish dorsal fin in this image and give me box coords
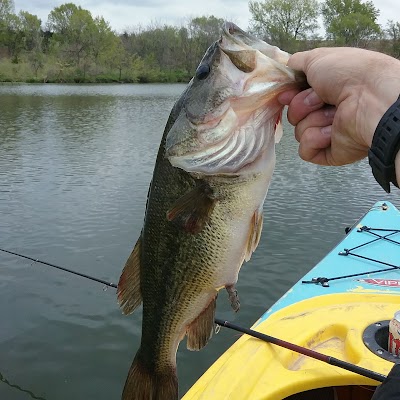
[117,235,142,315]
[166,182,217,234]
[244,208,264,262]
[186,294,217,351]
[275,112,283,143]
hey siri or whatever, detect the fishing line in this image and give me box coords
[0,247,117,289]
[0,248,386,382]
[0,247,390,384]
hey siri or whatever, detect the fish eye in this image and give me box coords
[196,64,210,80]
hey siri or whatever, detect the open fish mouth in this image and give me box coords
[165,22,306,176]
[184,22,292,129]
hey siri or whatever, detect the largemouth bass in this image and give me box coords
[117,22,307,400]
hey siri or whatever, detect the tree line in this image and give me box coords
[0,0,399,83]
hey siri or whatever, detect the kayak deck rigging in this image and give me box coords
[302,225,400,287]
[183,201,400,400]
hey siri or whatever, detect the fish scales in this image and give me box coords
[117,21,307,400]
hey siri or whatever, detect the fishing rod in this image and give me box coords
[0,247,117,289]
[215,318,387,383]
[0,247,388,384]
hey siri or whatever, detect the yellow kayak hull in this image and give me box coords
[184,293,396,399]
[184,201,400,399]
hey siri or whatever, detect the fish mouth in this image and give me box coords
[185,101,231,129]
[168,106,274,175]
[166,22,305,176]
[185,22,261,129]
[220,22,254,49]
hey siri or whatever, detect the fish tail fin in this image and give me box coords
[122,349,178,400]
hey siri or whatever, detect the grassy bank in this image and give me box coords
[0,59,192,84]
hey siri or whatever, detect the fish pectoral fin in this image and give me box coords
[226,284,240,312]
[117,235,142,315]
[166,182,217,234]
[244,208,264,262]
[186,294,217,351]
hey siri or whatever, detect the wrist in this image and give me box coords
[359,56,400,148]
[368,95,400,192]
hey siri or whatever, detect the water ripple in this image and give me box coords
[0,84,398,399]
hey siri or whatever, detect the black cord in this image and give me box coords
[302,227,400,287]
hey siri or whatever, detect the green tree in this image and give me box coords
[19,11,42,50]
[0,0,12,13]
[90,16,114,63]
[145,24,182,70]
[322,0,380,46]
[0,0,14,50]
[47,3,78,35]
[47,3,96,77]
[186,16,224,70]
[5,13,25,61]
[249,0,320,51]
[0,0,13,25]
[188,16,223,42]
[124,24,181,71]
[105,36,132,81]
[47,3,123,80]
[19,11,43,74]
[386,20,400,58]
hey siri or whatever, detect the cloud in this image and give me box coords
[376,0,400,26]
[14,0,252,32]
[14,0,400,33]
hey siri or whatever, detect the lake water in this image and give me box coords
[0,83,398,399]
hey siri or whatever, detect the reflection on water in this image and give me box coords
[0,83,397,399]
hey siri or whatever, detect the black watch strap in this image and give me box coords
[368,96,400,193]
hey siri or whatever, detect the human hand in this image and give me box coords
[279,48,400,166]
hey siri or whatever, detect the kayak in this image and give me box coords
[183,200,400,400]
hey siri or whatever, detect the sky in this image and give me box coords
[13,0,400,34]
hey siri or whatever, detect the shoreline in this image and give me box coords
[0,80,191,85]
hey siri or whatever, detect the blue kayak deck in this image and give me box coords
[259,201,400,324]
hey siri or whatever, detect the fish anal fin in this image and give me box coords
[166,183,216,234]
[244,209,264,262]
[122,349,178,400]
[117,236,142,315]
[186,295,217,351]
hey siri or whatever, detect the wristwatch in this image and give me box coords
[368,96,400,193]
